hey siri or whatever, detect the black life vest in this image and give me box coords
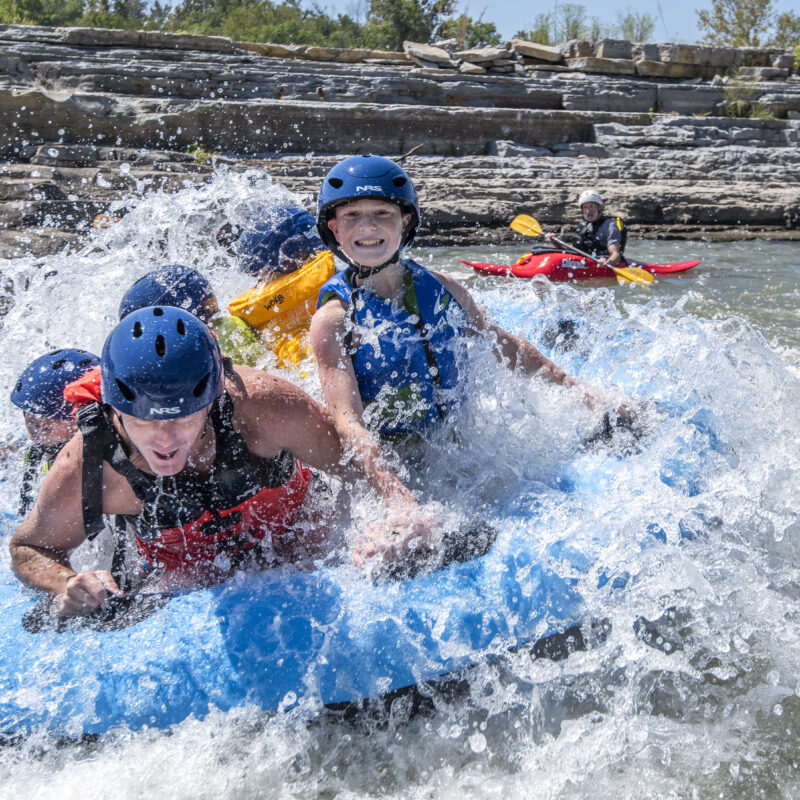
[575,215,627,257]
[77,392,310,572]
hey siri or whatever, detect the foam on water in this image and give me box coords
[2,171,800,798]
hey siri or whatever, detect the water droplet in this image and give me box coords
[468,732,487,753]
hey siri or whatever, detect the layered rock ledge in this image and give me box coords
[1,24,799,258]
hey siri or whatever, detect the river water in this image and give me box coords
[1,169,800,799]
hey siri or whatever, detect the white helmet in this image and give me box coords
[578,190,604,207]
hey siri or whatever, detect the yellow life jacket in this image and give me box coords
[227,251,335,332]
[227,250,336,372]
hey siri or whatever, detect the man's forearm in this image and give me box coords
[10,541,75,595]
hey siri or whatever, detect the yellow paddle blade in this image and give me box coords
[614,265,655,286]
[510,214,543,238]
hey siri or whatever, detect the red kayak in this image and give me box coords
[460,252,700,282]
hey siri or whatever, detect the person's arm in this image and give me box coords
[308,303,442,564]
[435,272,576,385]
[10,436,124,615]
[307,302,418,505]
[434,272,628,414]
[597,241,622,268]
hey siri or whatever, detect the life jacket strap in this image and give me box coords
[75,402,108,541]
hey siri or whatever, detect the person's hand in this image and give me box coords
[544,232,555,244]
[580,385,637,422]
[57,570,124,617]
[352,501,443,569]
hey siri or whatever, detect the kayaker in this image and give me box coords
[545,190,627,269]
[310,155,631,564]
[119,264,263,367]
[224,205,326,281]
[10,349,100,515]
[8,307,404,618]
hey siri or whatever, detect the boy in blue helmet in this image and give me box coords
[10,349,100,515]
[310,155,632,564]
[119,264,263,367]
[9,307,384,618]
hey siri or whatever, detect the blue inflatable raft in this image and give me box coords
[0,522,584,739]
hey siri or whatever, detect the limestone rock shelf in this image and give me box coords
[1,24,798,257]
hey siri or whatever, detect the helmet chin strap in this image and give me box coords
[344,248,402,282]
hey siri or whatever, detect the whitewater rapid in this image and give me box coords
[1,168,799,799]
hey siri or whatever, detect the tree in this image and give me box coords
[696,0,775,47]
[616,10,655,42]
[0,0,85,25]
[361,0,454,50]
[438,12,502,48]
[558,3,588,40]
[772,11,800,48]
[514,4,612,45]
[514,13,553,46]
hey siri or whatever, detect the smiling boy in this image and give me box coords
[309,155,630,565]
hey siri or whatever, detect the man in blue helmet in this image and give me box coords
[8,307,374,618]
[225,206,325,281]
[119,264,263,367]
[10,349,100,515]
[310,155,633,565]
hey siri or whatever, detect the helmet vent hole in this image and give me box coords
[153,307,164,317]
[176,318,186,336]
[132,321,142,338]
[79,358,93,368]
[155,335,166,356]
[328,177,343,189]
[15,380,21,393]
[51,359,66,370]
[392,176,407,187]
[193,373,210,398]
[115,379,136,402]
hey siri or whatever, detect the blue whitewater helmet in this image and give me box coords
[316,155,420,270]
[102,306,224,419]
[118,265,218,324]
[11,349,100,421]
[235,206,324,277]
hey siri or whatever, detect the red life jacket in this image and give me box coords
[63,365,102,413]
[76,388,311,574]
[135,464,310,572]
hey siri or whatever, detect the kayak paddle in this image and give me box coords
[510,214,544,237]
[510,214,655,286]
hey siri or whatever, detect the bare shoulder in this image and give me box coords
[227,366,329,456]
[228,365,316,412]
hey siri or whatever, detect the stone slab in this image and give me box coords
[458,62,486,75]
[509,40,563,63]
[595,39,632,60]
[737,66,790,80]
[455,46,509,64]
[560,40,593,59]
[488,140,554,158]
[565,57,636,76]
[403,41,456,68]
[636,60,702,79]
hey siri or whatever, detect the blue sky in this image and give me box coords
[313,0,798,45]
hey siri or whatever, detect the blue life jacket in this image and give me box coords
[317,260,465,436]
